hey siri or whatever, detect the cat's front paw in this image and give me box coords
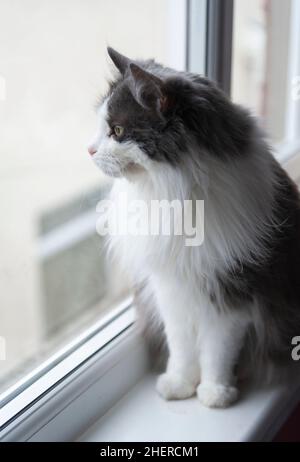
[156,373,197,401]
[197,382,238,408]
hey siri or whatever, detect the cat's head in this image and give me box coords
[88,47,252,180]
[88,47,189,179]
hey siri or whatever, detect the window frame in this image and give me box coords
[0,297,134,428]
[205,0,234,95]
[1,0,300,442]
[187,0,234,94]
[1,308,148,442]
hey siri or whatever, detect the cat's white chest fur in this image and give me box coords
[107,177,196,278]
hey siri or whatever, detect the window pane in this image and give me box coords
[231,0,295,144]
[187,0,207,74]
[0,0,177,399]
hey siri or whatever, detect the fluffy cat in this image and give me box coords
[88,47,300,408]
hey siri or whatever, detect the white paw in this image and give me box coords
[197,382,238,408]
[156,373,197,400]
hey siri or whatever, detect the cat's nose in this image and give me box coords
[88,145,97,156]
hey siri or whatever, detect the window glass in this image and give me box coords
[0,0,174,397]
[231,0,296,144]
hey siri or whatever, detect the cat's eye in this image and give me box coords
[113,125,124,137]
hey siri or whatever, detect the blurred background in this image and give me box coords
[0,0,176,395]
[0,0,299,397]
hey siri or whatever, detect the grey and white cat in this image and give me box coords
[88,47,300,408]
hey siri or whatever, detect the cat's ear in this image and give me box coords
[129,63,169,113]
[107,47,130,75]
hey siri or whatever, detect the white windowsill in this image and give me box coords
[79,371,300,442]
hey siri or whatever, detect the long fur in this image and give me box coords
[88,48,300,407]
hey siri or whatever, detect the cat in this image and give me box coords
[88,47,300,408]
